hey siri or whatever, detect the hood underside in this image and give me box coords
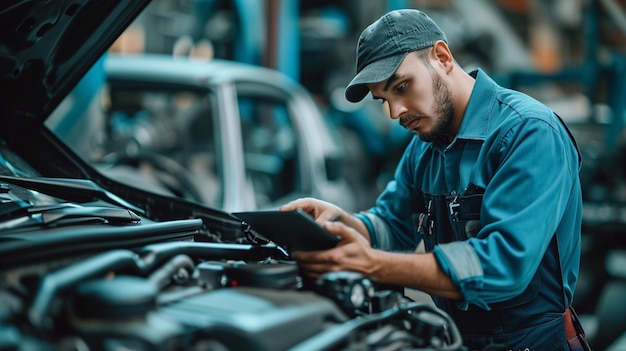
[0,0,151,131]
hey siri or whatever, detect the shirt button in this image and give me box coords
[450,190,457,196]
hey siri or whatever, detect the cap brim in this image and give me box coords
[344,52,408,103]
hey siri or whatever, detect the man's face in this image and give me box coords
[367,51,455,143]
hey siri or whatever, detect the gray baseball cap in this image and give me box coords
[345,9,447,103]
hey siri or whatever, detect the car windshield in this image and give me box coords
[46,60,223,208]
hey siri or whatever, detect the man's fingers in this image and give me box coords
[278,199,307,212]
[292,250,321,262]
[296,261,333,279]
[323,221,356,240]
[279,198,317,215]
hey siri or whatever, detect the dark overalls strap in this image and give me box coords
[412,190,567,349]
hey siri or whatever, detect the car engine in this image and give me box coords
[0,176,464,351]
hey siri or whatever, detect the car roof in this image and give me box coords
[104,53,306,94]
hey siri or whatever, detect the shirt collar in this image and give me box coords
[455,68,497,141]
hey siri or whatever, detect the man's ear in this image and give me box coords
[431,40,454,73]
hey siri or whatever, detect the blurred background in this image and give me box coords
[108,0,626,207]
[48,0,626,348]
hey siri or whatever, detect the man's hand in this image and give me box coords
[293,221,461,299]
[279,197,344,224]
[293,221,378,280]
[279,197,370,241]
[282,199,462,299]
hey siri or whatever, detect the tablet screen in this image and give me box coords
[232,210,340,253]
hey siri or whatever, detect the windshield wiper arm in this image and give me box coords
[0,176,145,215]
[0,202,141,230]
[39,206,141,225]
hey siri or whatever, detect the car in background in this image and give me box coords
[48,53,357,213]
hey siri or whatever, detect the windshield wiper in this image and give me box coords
[0,202,141,229]
[39,205,141,225]
[0,175,145,215]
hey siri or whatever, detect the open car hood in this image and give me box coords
[0,0,151,131]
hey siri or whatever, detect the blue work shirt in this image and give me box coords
[357,68,582,311]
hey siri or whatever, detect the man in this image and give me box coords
[280,9,591,351]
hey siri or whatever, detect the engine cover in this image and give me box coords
[160,287,347,351]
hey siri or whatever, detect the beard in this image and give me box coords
[418,73,455,143]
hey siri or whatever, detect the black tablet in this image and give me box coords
[232,209,340,253]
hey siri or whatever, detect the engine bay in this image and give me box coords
[1,239,464,350]
[0,157,464,350]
